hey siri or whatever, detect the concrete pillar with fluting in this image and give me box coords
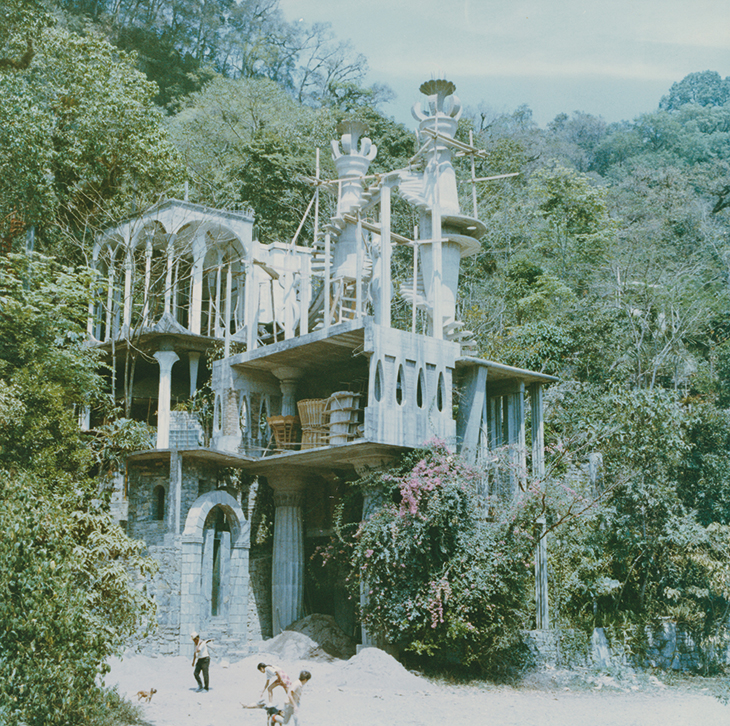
[270,484,305,634]
[153,349,179,450]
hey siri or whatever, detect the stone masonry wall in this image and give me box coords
[141,540,183,655]
[127,460,170,546]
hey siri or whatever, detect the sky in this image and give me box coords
[278,0,730,128]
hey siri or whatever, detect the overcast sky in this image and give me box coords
[278,0,730,127]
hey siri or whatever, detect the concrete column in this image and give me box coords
[167,450,182,537]
[202,528,215,620]
[244,253,257,351]
[272,366,301,417]
[154,350,179,450]
[380,183,392,328]
[271,487,305,634]
[189,352,201,398]
[179,536,204,655]
[224,262,233,356]
[105,261,114,341]
[281,382,297,416]
[359,488,381,649]
[530,382,549,629]
[299,250,311,336]
[218,531,231,617]
[455,364,488,464]
[190,258,204,335]
[228,542,250,639]
[142,240,152,326]
[164,234,176,315]
[123,250,133,333]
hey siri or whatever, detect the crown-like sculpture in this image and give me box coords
[331,120,377,217]
[412,79,461,217]
[412,78,462,126]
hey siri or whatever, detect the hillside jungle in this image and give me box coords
[2,2,730,724]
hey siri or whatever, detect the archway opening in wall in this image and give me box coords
[203,505,231,617]
[437,371,445,412]
[153,485,166,520]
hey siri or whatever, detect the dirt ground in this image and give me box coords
[107,643,729,726]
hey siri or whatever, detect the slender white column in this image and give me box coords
[224,262,232,357]
[190,248,204,334]
[271,488,305,634]
[380,183,392,328]
[189,351,201,398]
[214,262,223,337]
[245,254,257,350]
[324,232,331,334]
[123,250,133,333]
[164,234,176,315]
[432,200,443,339]
[530,382,549,629]
[202,528,215,618]
[105,261,114,341]
[356,217,363,319]
[143,240,152,325]
[299,251,311,336]
[153,350,179,450]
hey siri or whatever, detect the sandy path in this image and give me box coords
[107,651,728,726]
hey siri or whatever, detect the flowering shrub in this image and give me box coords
[348,441,534,676]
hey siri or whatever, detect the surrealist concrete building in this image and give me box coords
[88,79,555,656]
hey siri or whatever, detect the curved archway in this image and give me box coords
[180,491,250,653]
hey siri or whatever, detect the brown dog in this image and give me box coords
[136,688,157,703]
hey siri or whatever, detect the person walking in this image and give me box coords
[191,631,213,692]
[282,670,310,725]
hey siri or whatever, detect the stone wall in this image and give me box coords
[127,460,170,546]
[524,629,588,669]
[141,540,183,655]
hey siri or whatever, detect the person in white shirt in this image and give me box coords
[191,631,213,691]
[282,670,311,725]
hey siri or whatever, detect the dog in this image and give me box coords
[136,688,157,703]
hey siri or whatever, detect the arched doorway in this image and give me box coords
[179,490,250,654]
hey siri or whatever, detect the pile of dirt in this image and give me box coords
[253,614,356,662]
[336,646,428,692]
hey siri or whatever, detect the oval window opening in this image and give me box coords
[417,369,425,408]
[436,372,445,412]
[396,364,405,405]
[374,360,383,402]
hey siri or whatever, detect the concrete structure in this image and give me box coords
[90,79,555,655]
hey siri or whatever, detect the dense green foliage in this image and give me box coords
[0,23,183,256]
[343,443,533,676]
[0,255,157,725]
[60,0,385,112]
[3,0,730,697]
